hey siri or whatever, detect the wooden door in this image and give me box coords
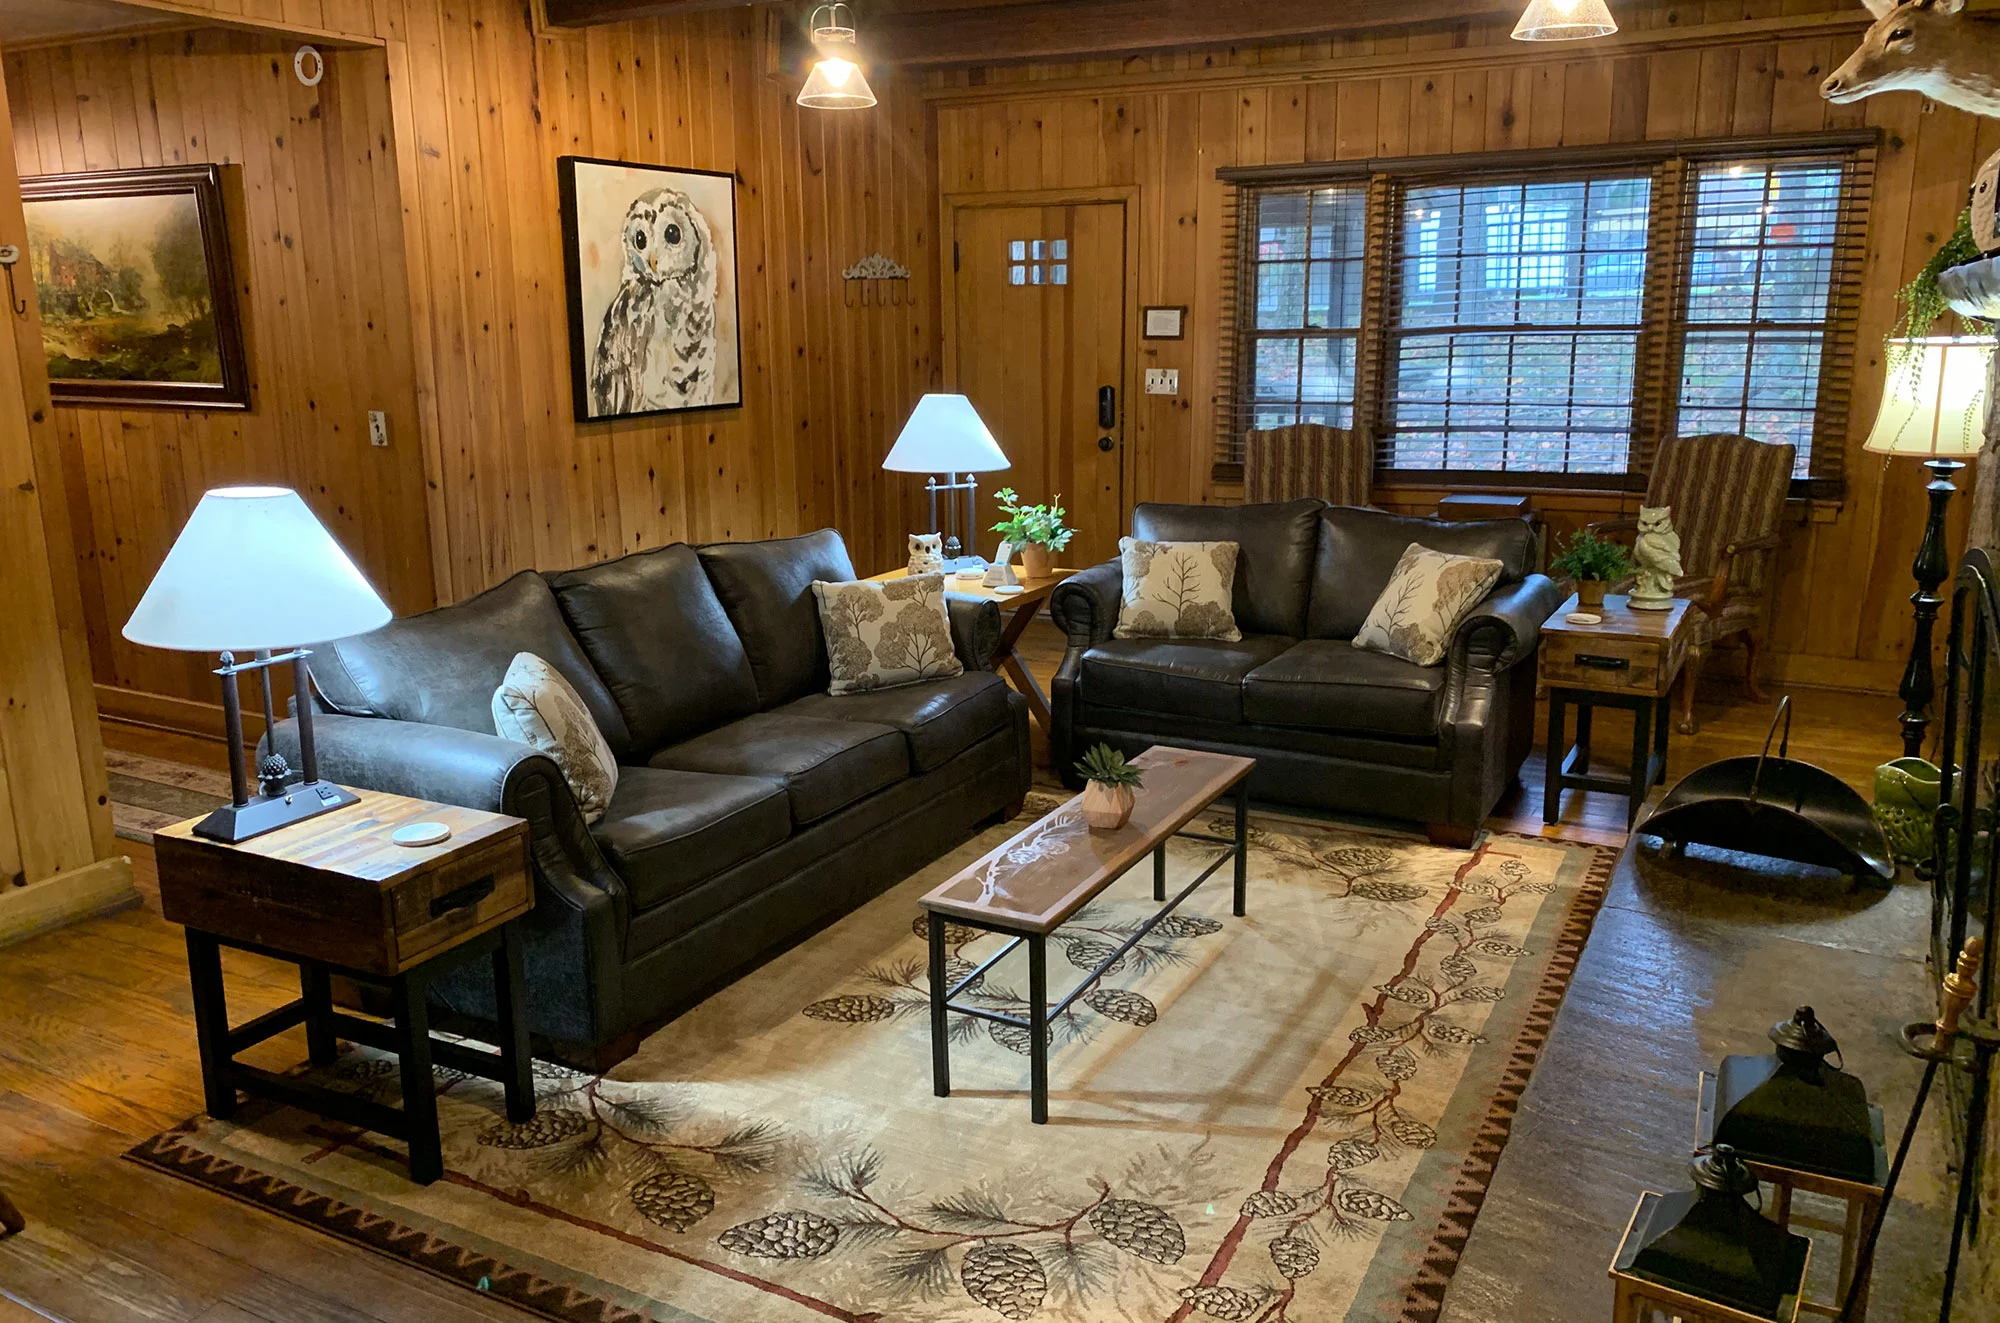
[950,202,1127,568]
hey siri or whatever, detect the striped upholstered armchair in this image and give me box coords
[1594,433,1794,735]
[1244,424,1373,507]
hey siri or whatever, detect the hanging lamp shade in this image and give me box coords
[1512,0,1618,41]
[1863,336,1993,458]
[797,4,876,110]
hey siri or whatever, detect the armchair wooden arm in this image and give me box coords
[1688,531,1785,614]
[1585,516,1639,539]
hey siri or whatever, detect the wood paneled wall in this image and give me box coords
[928,0,1991,691]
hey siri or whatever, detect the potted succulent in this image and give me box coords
[1075,743,1144,832]
[1550,528,1634,611]
[990,488,1075,580]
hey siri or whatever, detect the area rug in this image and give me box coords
[129,796,1615,1323]
[106,747,230,843]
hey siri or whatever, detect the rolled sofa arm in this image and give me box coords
[1449,573,1564,674]
[1049,559,1122,648]
[269,712,546,812]
[945,592,1003,670]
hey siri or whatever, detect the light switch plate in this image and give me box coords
[368,410,389,447]
[1144,368,1179,396]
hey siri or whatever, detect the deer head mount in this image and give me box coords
[1823,0,2000,117]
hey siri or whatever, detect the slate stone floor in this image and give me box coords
[1441,836,1971,1323]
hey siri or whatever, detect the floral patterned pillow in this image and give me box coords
[812,573,965,695]
[1353,542,1504,667]
[1113,538,1242,642]
[491,652,619,823]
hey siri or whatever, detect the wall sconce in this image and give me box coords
[797,4,877,110]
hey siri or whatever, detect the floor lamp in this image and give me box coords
[883,394,1010,570]
[1865,336,1993,757]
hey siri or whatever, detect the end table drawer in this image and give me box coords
[390,838,531,969]
[1542,635,1668,693]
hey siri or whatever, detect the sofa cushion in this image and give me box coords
[649,711,906,824]
[1132,499,1322,637]
[551,543,760,754]
[698,529,856,707]
[491,652,619,822]
[1243,639,1446,738]
[1079,635,1294,724]
[309,570,631,752]
[590,767,791,910]
[780,672,1012,772]
[1309,507,1533,640]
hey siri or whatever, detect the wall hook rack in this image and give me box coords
[842,252,910,307]
[0,244,25,317]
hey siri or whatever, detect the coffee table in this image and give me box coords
[919,745,1254,1122]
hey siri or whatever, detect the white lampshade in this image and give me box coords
[797,16,876,110]
[1864,337,1994,458]
[1512,0,1618,40]
[883,393,1010,473]
[123,487,392,653]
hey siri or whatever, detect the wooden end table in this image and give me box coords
[868,564,1075,736]
[919,745,1254,1123]
[1539,593,1694,830]
[156,789,537,1184]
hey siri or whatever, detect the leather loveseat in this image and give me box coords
[1049,500,1560,844]
[269,529,1031,1067]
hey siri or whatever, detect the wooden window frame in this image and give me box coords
[1212,130,1878,497]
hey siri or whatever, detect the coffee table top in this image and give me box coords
[920,746,1253,935]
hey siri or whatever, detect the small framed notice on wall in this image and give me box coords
[1142,305,1186,340]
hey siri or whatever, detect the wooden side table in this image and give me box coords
[156,789,537,1185]
[868,564,1075,735]
[1539,594,1694,829]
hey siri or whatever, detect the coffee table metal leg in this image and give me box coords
[185,930,237,1120]
[928,912,950,1097]
[391,971,442,1184]
[1028,935,1048,1124]
[1153,844,1166,902]
[1234,778,1250,916]
[495,921,536,1124]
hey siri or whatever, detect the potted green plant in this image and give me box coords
[1075,743,1144,831]
[1550,528,1634,611]
[990,488,1075,580]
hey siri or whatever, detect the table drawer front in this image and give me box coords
[1542,635,1668,693]
[389,838,531,969]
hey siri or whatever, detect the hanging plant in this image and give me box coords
[1891,208,1988,351]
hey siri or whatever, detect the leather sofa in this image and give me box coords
[268,529,1031,1068]
[1049,500,1560,844]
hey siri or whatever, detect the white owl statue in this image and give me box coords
[590,187,720,417]
[1630,505,1683,611]
[907,532,944,576]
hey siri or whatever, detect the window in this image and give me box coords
[1243,186,1367,429]
[1218,134,1873,491]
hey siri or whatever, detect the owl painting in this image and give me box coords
[1630,504,1683,610]
[560,158,741,422]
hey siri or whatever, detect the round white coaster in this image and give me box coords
[391,821,452,848]
[1565,611,1603,626]
[992,584,1025,596]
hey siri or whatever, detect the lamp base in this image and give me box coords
[192,779,358,844]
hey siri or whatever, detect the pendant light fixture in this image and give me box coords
[1512,0,1618,41]
[798,4,877,110]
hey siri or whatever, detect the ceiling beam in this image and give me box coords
[542,0,758,27]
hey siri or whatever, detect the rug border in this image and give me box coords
[1395,831,1620,1323]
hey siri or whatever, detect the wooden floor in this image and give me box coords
[0,621,1912,1322]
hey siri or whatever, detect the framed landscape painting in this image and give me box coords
[20,164,248,410]
[558,155,742,423]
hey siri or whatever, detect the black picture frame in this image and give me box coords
[558,155,744,423]
[20,164,248,410]
[1142,305,1187,340]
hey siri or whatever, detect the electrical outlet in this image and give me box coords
[1144,368,1179,396]
[368,410,389,447]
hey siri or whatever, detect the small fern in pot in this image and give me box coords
[1076,743,1144,832]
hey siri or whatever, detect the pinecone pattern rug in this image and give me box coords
[129,797,1615,1323]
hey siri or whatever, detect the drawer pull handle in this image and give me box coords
[431,876,495,918]
[1574,654,1630,671]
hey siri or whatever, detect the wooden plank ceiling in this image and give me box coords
[542,0,1542,65]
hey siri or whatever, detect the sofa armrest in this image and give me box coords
[945,592,1003,670]
[1049,559,1122,648]
[1449,574,1563,674]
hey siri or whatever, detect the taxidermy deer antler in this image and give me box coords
[1823,0,2000,117]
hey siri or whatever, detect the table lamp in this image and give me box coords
[1864,336,1993,757]
[123,487,392,842]
[883,393,1009,569]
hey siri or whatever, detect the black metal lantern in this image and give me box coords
[1712,1007,1883,1185]
[1614,1146,1812,1320]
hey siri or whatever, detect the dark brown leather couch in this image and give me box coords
[1049,501,1560,843]
[268,530,1031,1067]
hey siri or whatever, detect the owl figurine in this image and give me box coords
[590,187,719,416]
[1629,505,1683,611]
[906,532,944,576]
